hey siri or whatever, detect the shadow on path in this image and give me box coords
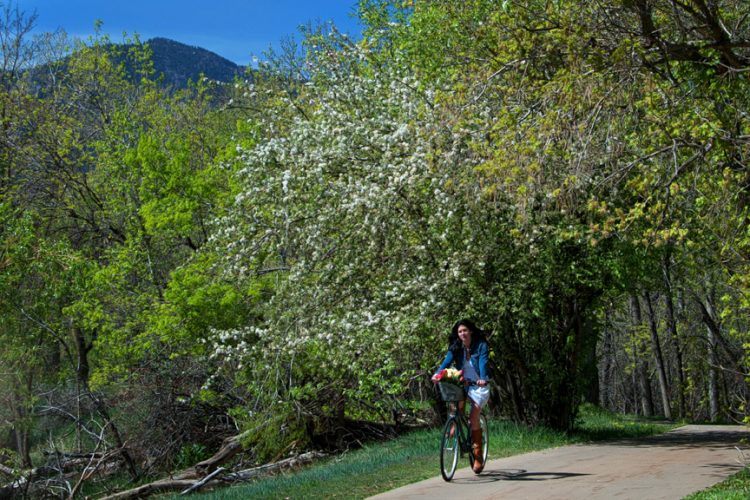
[450,469,590,484]
[610,427,749,450]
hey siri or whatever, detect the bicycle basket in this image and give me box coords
[438,382,465,402]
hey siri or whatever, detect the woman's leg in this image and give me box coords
[449,400,465,438]
[469,402,481,430]
[469,401,484,472]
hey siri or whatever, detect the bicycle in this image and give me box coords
[437,381,488,481]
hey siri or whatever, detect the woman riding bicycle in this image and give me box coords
[431,319,490,473]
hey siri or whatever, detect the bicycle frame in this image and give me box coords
[446,402,472,454]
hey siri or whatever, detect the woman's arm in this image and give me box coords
[431,350,455,381]
[477,341,490,382]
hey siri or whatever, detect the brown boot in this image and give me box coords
[471,428,484,473]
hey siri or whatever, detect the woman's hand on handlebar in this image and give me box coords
[431,373,440,383]
[476,379,487,387]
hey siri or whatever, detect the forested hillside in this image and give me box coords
[143,37,242,89]
[1,0,749,497]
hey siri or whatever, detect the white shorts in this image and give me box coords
[467,385,490,408]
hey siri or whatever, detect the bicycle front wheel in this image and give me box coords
[440,416,459,481]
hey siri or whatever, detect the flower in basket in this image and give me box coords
[434,368,463,385]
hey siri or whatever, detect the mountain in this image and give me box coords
[145,37,245,88]
[26,37,247,95]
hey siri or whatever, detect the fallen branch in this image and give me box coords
[69,434,116,500]
[179,467,225,496]
[192,429,251,475]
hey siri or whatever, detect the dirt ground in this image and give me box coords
[370,424,749,500]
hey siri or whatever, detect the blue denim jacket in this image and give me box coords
[435,339,490,381]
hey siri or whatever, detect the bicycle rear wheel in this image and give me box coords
[479,414,489,467]
[439,416,459,481]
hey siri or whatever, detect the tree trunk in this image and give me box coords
[637,361,654,417]
[702,292,721,422]
[662,255,686,417]
[72,325,139,480]
[599,318,615,409]
[645,292,672,420]
[578,313,599,405]
[76,376,82,453]
[73,325,89,455]
[10,372,33,468]
[706,324,720,422]
[12,428,31,469]
[505,368,526,423]
[694,293,750,408]
[630,295,654,417]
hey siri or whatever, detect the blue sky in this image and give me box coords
[16,0,363,65]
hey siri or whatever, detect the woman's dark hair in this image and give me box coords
[447,319,485,354]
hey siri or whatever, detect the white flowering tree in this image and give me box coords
[206,31,521,450]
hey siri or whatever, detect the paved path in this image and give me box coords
[371,425,748,500]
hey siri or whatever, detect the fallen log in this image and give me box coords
[69,450,124,499]
[226,451,325,481]
[43,451,105,461]
[2,447,125,499]
[101,450,325,499]
[99,478,198,499]
[43,456,114,473]
[0,464,56,489]
[97,430,249,499]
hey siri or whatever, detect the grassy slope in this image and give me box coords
[685,466,750,500]
[185,405,674,499]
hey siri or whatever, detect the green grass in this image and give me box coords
[684,467,750,500]
[183,405,675,499]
